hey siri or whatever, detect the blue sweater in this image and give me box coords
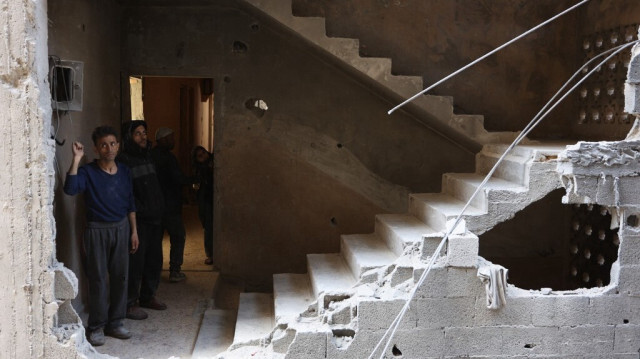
[64,161,136,222]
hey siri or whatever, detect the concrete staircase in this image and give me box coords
[205,142,568,358]
[241,0,519,145]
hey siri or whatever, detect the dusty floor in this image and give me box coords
[97,205,219,359]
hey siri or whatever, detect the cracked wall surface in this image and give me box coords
[0,0,95,357]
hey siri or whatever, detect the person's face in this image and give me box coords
[164,133,175,150]
[94,134,119,161]
[196,148,209,163]
[132,125,148,148]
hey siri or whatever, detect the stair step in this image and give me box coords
[273,273,314,323]
[375,214,436,256]
[481,142,570,159]
[341,233,397,279]
[476,150,530,185]
[192,309,235,359]
[232,293,274,346]
[307,253,356,297]
[442,172,527,211]
[244,0,293,22]
[290,16,326,40]
[409,192,484,232]
[345,56,392,80]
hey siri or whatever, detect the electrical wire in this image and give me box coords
[387,0,590,115]
[368,39,639,359]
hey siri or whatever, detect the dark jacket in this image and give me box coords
[117,120,165,223]
[150,145,190,215]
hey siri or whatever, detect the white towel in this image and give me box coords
[477,264,508,310]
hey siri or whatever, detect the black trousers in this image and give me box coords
[162,212,186,272]
[84,217,130,331]
[127,220,163,307]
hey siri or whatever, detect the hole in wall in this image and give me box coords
[232,40,248,53]
[223,76,231,83]
[250,23,260,32]
[330,217,338,226]
[244,98,268,118]
[337,143,343,148]
[392,345,403,356]
[524,343,536,349]
[624,319,629,324]
[626,215,638,227]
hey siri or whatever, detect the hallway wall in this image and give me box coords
[48,0,123,319]
[121,1,476,286]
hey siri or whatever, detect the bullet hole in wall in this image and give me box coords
[337,143,343,148]
[626,214,639,227]
[392,345,402,356]
[244,98,268,118]
[232,40,248,53]
[224,76,231,83]
[330,217,338,226]
[250,23,260,32]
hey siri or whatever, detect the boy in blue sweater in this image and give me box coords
[64,125,139,346]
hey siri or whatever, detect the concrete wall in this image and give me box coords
[0,0,93,357]
[292,0,582,140]
[48,0,123,321]
[121,1,475,286]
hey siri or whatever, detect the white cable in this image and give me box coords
[387,0,590,115]
[368,40,637,359]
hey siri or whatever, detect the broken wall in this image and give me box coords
[0,0,94,357]
[121,0,475,286]
[48,0,123,321]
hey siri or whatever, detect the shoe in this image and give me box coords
[105,326,131,340]
[169,271,186,283]
[140,297,167,310]
[204,257,213,265]
[87,328,105,346]
[126,305,148,320]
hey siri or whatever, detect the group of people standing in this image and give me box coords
[63,121,214,346]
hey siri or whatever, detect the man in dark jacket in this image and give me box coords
[117,120,167,320]
[151,127,190,282]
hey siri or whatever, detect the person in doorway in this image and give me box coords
[151,127,191,282]
[192,145,214,266]
[118,120,167,320]
[63,125,138,346]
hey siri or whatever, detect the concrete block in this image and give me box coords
[417,297,475,329]
[284,330,328,359]
[414,266,483,298]
[587,296,634,325]
[446,234,478,268]
[625,83,640,114]
[618,235,640,266]
[473,296,532,326]
[444,326,505,357]
[326,302,352,325]
[389,264,414,287]
[614,324,640,354]
[617,265,640,295]
[54,267,78,300]
[391,328,445,358]
[357,298,417,331]
[595,175,617,205]
[558,325,615,355]
[530,295,590,327]
[618,176,640,206]
[499,326,561,356]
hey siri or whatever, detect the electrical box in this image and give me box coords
[50,60,83,111]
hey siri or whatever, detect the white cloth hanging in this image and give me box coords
[477,264,508,310]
